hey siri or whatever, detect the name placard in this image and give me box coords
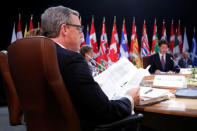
[153,75,186,88]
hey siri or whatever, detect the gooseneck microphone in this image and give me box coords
[86,55,106,70]
[170,56,180,73]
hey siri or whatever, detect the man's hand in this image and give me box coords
[125,87,140,105]
[155,70,161,74]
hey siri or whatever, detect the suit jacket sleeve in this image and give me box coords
[58,48,132,125]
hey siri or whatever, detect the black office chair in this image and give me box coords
[8,37,143,131]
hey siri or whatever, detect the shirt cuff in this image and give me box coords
[124,95,135,114]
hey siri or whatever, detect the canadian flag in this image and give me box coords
[89,16,99,61]
[177,20,183,53]
[17,14,23,39]
[108,16,119,64]
[169,20,175,53]
[29,15,34,31]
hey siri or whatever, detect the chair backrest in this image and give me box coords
[142,55,150,69]
[0,51,22,125]
[8,37,81,131]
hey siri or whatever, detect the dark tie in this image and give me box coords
[161,55,165,70]
[185,59,187,68]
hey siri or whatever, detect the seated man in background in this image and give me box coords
[41,6,140,130]
[149,40,180,74]
[178,51,193,68]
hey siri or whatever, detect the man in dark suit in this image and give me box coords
[178,51,193,68]
[41,6,140,130]
[149,40,180,74]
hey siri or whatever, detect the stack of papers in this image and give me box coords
[139,86,171,105]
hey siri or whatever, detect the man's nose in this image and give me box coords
[80,32,84,38]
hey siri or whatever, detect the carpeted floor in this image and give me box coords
[0,106,26,131]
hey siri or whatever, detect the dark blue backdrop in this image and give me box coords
[1,0,197,50]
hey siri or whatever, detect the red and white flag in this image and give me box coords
[177,20,183,53]
[17,14,23,39]
[90,16,99,61]
[29,15,34,31]
[108,16,119,64]
[169,20,175,53]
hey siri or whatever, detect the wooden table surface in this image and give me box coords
[135,74,197,117]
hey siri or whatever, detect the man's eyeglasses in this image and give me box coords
[66,24,84,33]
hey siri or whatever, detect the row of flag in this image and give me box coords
[11,14,197,69]
[81,16,196,69]
[11,14,41,43]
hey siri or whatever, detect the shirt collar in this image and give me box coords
[159,52,166,58]
[56,42,66,49]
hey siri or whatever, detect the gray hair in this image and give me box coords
[41,6,79,38]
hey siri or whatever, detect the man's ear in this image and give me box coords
[61,24,67,35]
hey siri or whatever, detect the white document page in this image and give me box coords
[94,57,150,99]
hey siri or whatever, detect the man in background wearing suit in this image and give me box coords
[149,40,180,74]
[41,6,140,130]
[178,51,193,68]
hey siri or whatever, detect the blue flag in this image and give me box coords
[119,30,128,58]
[190,31,197,66]
[85,26,90,46]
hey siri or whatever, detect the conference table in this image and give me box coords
[135,74,197,131]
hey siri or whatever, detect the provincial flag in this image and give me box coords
[190,28,197,66]
[129,17,142,68]
[161,20,167,40]
[151,19,159,54]
[24,24,28,38]
[182,27,189,53]
[119,18,129,59]
[11,23,16,43]
[79,17,85,47]
[85,25,90,46]
[98,17,108,71]
[173,29,180,58]
[140,20,150,57]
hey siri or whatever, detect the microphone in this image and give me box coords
[86,55,106,70]
[170,56,180,73]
